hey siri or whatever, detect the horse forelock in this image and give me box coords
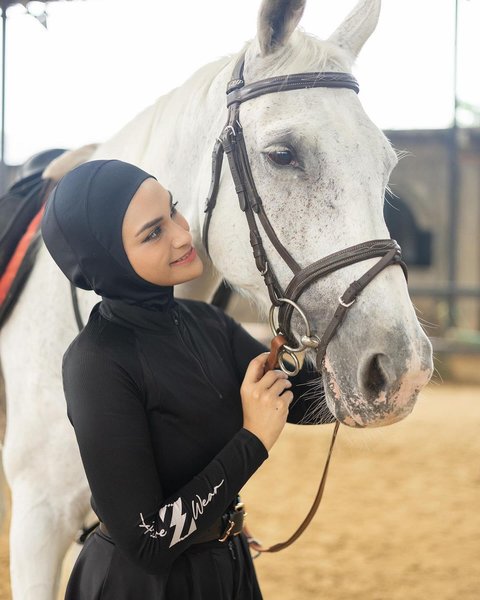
[244,30,353,81]
[174,29,353,111]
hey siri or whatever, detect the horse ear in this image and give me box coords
[328,0,381,58]
[257,0,307,56]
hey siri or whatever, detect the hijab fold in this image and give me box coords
[41,159,176,311]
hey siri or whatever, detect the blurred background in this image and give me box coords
[0,1,479,599]
[1,0,480,363]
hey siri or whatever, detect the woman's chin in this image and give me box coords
[173,256,204,285]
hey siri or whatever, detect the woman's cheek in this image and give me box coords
[177,213,190,231]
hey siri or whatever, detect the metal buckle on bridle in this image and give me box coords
[268,297,319,375]
[338,296,355,308]
[223,124,237,139]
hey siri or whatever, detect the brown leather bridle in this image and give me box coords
[203,52,406,375]
[202,52,407,553]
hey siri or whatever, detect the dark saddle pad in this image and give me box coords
[0,148,66,327]
[0,175,48,275]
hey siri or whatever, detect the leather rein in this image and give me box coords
[202,52,407,554]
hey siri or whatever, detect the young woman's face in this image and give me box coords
[122,178,204,286]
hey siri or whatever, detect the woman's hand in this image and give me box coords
[240,353,293,452]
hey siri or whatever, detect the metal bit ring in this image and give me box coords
[268,298,315,354]
[278,348,301,376]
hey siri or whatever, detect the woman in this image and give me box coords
[41,159,332,600]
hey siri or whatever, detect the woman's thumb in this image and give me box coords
[244,352,269,383]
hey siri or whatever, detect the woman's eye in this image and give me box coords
[266,149,299,168]
[144,226,162,243]
[143,201,179,243]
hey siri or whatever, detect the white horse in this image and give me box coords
[0,0,433,597]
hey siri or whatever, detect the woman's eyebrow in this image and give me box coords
[135,216,163,237]
[135,192,174,237]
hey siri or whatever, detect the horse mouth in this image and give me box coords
[321,356,420,428]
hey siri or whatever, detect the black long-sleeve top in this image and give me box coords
[62,297,332,576]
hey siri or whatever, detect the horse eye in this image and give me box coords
[267,149,298,168]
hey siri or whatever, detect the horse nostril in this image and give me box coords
[359,353,394,399]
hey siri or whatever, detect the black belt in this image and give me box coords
[98,501,245,545]
[194,501,245,543]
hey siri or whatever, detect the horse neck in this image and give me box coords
[106,55,237,224]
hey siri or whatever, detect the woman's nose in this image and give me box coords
[172,220,192,248]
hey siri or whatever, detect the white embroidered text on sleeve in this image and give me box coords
[138,479,225,547]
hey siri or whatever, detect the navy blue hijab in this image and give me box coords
[41,159,175,311]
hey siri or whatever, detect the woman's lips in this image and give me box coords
[170,247,197,266]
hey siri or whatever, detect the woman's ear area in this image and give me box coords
[257,0,307,56]
[328,0,381,59]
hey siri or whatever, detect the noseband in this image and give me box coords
[202,52,406,375]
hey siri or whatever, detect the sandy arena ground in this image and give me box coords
[0,383,479,599]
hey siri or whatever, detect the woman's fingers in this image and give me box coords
[282,390,294,406]
[259,369,289,390]
[268,378,292,399]
[241,356,294,452]
[243,353,270,384]
[274,390,294,413]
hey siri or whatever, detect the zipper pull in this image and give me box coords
[171,307,179,326]
[228,539,236,560]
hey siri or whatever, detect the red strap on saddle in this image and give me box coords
[0,204,45,305]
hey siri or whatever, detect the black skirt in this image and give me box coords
[65,527,263,600]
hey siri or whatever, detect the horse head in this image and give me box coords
[206,0,433,427]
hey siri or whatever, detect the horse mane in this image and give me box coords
[178,29,353,104]
[85,29,353,177]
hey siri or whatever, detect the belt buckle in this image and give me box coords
[218,519,235,542]
[218,502,246,542]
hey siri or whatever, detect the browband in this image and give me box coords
[226,71,359,107]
